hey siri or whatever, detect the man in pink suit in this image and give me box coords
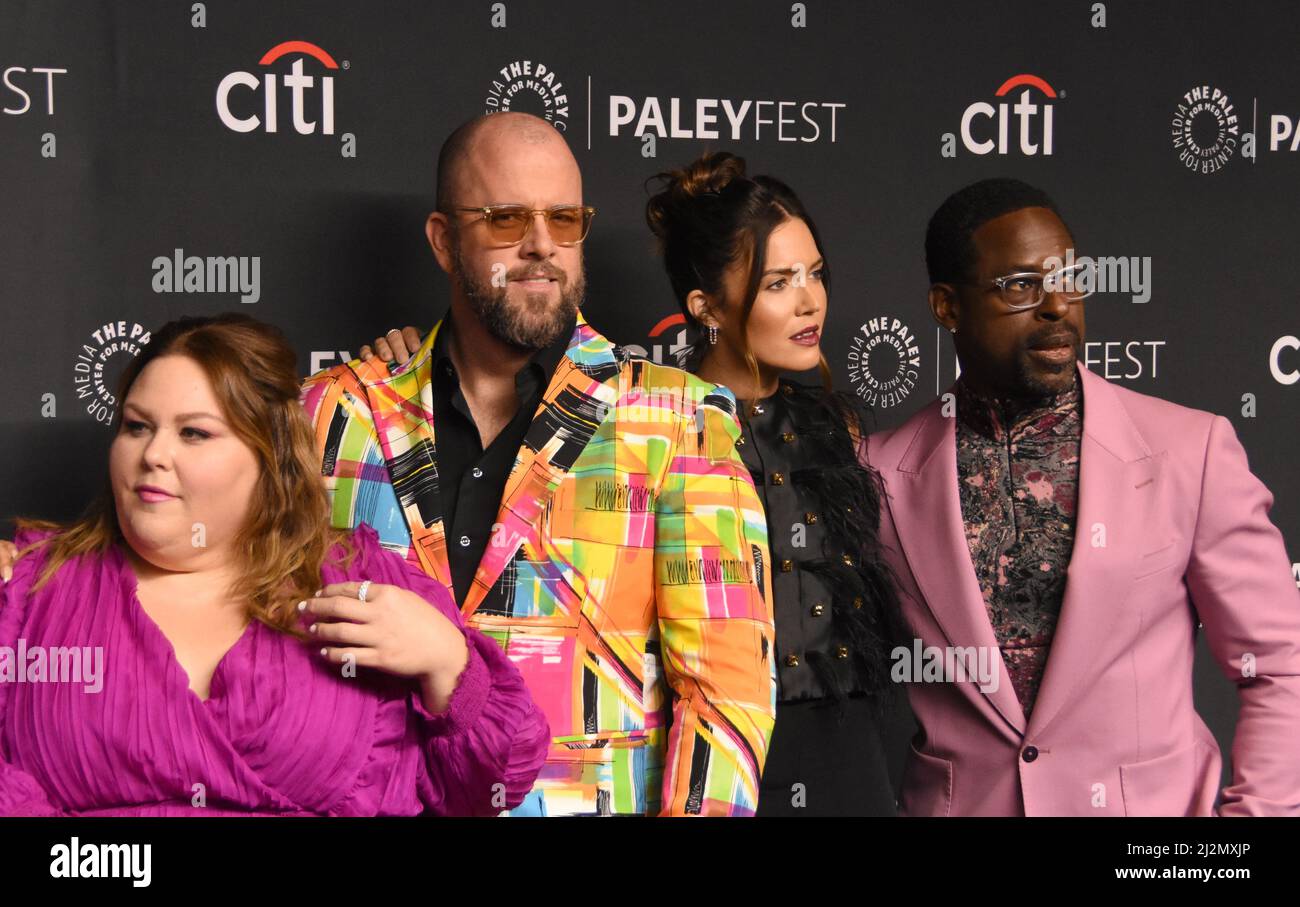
[868,178,1300,816]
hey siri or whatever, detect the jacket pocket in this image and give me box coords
[1119,740,1209,816]
[900,742,954,817]
[547,505,655,548]
[1132,539,1184,581]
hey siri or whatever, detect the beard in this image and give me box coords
[1011,324,1082,400]
[451,240,585,351]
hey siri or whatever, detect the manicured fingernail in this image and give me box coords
[313,589,322,598]
[297,601,307,612]
[309,623,318,634]
[320,648,328,657]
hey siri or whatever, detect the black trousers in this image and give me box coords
[756,695,897,817]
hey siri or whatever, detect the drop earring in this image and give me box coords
[707,324,719,345]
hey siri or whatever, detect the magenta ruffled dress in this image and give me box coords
[0,523,549,816]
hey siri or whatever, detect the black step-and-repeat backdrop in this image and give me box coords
[3,0,1298,783]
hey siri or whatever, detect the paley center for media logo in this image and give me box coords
[847,315,921,409]
[1171,85,1238,173]
[485,60,570,131]
[944,73,1059,157]
[73,320,151,425]
[216,39,345,136]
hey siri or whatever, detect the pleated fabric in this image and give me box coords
[0,523,549,816]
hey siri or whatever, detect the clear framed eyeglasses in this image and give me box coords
[976,262,1097,310]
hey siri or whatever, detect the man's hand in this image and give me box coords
[359,326,423,366]
[0,539,17,583]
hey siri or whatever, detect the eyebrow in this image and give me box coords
[123,404,227,424]
[762,257,825,277]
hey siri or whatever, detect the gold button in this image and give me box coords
[805,512,818,524]
[853,596,864,609]
[785,654,800,667]
[782,431,796,443]
[771,472,784,485]
[736,435,746,446]
[842,554,854,567]
[780,559,793,573]
[811,603,825,617]
[835,646,849,659]
[782,385,794,396]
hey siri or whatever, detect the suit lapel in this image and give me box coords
[886,401,1027,735]
[1026,366,1160,738]
[354,321,452,589]
[461,314,624,617]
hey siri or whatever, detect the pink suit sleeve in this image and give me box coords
[1186,417,1300,816]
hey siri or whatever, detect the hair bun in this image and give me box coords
[646,151,749,240]
[675,150,747,197]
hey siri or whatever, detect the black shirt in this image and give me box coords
[430,311,575,609]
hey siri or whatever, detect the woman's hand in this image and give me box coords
[359,326,422,366]
[301,581,470,714]
[0,539,17,583]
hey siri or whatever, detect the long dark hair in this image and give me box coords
[645,150,835,395]
[646,152,912,704]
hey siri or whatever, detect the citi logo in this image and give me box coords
[1271,335,1298,385]
[946,73,1058,157]
[626,313,690,367]
[216,40,342,135]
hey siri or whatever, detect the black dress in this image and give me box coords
[740,380,910,817]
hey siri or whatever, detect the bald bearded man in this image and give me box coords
[299,113,776,816]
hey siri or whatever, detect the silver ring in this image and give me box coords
[357,580,372,603]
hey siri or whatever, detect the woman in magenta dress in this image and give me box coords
[0,313,549,816]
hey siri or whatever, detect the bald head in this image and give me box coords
[435,112,578,211]
[424,111,587,353]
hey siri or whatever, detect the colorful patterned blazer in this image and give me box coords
[301,312,776,816]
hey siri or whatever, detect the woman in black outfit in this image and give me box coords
[645,151,912,816]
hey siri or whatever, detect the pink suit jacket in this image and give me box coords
[866,364,1300,816]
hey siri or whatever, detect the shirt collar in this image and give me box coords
[433,310,577,391]
[955,368,1082,442]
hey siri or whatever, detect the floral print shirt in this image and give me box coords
[955,372,1082,719]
